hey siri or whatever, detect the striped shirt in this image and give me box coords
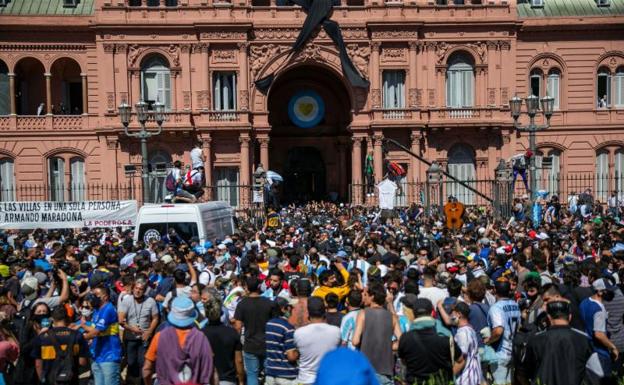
[265,317,297,379]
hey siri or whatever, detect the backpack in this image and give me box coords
[47,330,77,384]
[165,170,177,192]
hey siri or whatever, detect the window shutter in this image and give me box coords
[398,72,405,108]
[616,151,624,194]
[213,74,221,110]
[163,73,171,110]
[548,73,560,109]
[231,73,237,110]
[596,152,609,201]
[71,158,85,201]
[550,153,560,195]
[49,158,65,202]
[462,69,474,107]
[615,72,624,107]
[0,159,14,201]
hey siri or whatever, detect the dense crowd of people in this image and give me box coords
[0,191,623,385]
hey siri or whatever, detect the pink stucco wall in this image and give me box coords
[0,0,623,205]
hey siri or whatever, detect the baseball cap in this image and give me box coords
[275,296,298,308]
[160,254,174,265]
[592,278,615,292]
[21,277,39,301]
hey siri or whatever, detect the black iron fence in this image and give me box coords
[1,173,620,211]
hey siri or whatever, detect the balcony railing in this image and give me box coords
[207,111,242,122]
[0,115,86,131]
[381,109,413,120]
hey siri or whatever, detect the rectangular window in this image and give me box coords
[213,72,237,111]
[0,159,14,201]
[215,167,239,207]
[0,0,8,7]
[49,158,65,202]
[128,0,142,5]
[382,70,405,109]
[462,70,474,107]
[70,158,85,201]
[597,0,610,7]
[547,73,560,110]
[63,0,78,7]
[531,0,544,7]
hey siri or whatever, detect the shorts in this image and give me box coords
[265,377,297,385]
[491,358,512,385]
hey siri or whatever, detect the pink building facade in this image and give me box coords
[0,0,623,206]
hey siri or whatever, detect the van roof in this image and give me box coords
[138,201,232,214]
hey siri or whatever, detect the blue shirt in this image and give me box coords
[265,317,297,379]
[92,302,122,363]
[580,297,609,358]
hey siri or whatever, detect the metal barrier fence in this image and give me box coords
[1,173,620,211]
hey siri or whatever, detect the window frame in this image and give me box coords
[212,71,237,111]
[446,53,475,108]
[140,56,172,111]
[382,70,406,109]
[547,69,561,110]
[0,158,15,201]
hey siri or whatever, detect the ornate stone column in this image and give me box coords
[373,132,384,182]
[408,42,418,108]
[45,72,52,115]
[370,42,381,109]
[258,136,269,169]
[8,73,16,115]
[351,136,363,205]
[202,134,213,199]
[238,42,249,111]
[410,130,422,203]
[81,73,88,114]
[239,133,251,206]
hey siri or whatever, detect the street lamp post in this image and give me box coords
[509,94,554,200]
[119,101,165,204]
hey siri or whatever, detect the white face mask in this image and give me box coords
[80,308,93,318]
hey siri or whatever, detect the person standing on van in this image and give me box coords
[190,141,206,170]
[167,161,196,204]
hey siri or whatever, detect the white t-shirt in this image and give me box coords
[294,323,341,384]
[418,286,449,308]
[163,286,191,309]
[377,180,397,209]
[190,147,204,169]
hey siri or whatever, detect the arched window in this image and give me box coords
[0,61,9,115]
[0,158,14,201]
[529,69,543,98]
[446,53,474,108]
[615,67,624,107]
[141,56,171,110]
[547,69,560,110]
[596,151,609,202]
[447,144,476,204]
[48,155,86,201]
[597,67,611,108]
[535,150,561,196]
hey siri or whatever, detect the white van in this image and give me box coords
[134,202,235,245]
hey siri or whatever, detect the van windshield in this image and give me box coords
[138,222,199,244]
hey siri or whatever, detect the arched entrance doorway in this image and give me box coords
[267,64,352,203]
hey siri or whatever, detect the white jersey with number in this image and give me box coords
[487,298,521,362]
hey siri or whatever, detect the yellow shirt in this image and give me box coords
[312,267,351,301]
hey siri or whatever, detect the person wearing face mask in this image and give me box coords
[264,296,299,385]
[118,280,159,385]
[449,302,483,385]
[82,286,122,385]
[579,278,619,384]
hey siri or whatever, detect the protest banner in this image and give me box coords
[0,200,138,229]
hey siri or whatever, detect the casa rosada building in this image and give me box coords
[0,0,623,207]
